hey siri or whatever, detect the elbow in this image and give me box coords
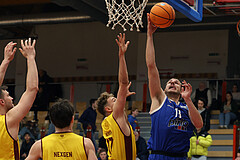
[146,63,156,69]
[28,86,39,94]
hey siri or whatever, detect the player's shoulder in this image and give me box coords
[32,139,41,149]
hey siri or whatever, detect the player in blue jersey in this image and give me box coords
[145,13,203,160]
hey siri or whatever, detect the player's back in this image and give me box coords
[0,114,20,160]
[42,132,87,160]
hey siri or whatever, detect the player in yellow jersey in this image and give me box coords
[0,38,38,160]
[26,99,97,160]
[97,33,136,160]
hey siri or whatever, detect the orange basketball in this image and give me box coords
[150,2,175,28]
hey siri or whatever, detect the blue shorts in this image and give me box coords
[148,154,187,160]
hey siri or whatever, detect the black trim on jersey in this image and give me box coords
[5,114,17,141]
[112,115,131,137]
[41,139,43,158]
[112,115,133,160]
[54,131,73,134]
[5,114,20,160]
[14,140,19,160]
[124,134,133,160]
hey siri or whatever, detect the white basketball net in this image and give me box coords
[105,0,148,31]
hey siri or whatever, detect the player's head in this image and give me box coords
[0,86,14,112]
[49,99,74,129]
[164,78,182,97]
[197,98,206,110]
[97,92,115,116]
[99,148,107,160]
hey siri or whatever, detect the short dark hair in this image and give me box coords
[49,99,74,129]
[97,92,113,116]
[225,91,233,103]
[130,107,138,114]
[0,86,8,99]
[198,98,206,107]
[99,148,107,154]
[131,107,138,112]
[89,98,97,106]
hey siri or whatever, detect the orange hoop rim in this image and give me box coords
[237,20,240,36]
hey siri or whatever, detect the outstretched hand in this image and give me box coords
[115,33,130,56]
[4,42,17,62]
[126,82,136,97]
[181,80,192,99]
[147,13,157,36]
[19,38,36,59]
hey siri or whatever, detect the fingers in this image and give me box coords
[188,83,192,92]
[19,48,23,54]
[21,40,24,48]
[12,47,17,54]
[181,80,192,92]
[125,41,130,48]
[32,39,36,47]
[127,81,132,89]
[117,33,121,42]
[127,91,136,97]
[116,33,129,47]
[28,38,31,46]
[128,91,136,96]
[24,40,28,47]
[6,42,17,50]
[12,43,17,47]
[147,13,150,22]
[122,33,125,42]
[115,39,120,46]
[21,38,35,48]
[181,80,188,86]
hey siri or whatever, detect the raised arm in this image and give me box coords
[113,33,135,118]
[7,38,38,137]
[0,42,17,86]
[146,13,165,113]
[181,80,203,129]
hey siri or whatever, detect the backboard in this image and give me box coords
[164,0,203,22]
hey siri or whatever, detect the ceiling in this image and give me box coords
[0,0,239,39]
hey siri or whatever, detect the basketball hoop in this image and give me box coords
[237,20,240,37]
[105,0,148,32]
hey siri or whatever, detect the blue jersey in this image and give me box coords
[148,96,195,155]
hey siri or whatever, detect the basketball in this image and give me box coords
[150,2,175,28]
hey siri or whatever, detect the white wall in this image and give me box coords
[2,21,228,105]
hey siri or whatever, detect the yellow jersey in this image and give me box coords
[102,113,136,160]
[42,132,87,160]
[0,114,20,160]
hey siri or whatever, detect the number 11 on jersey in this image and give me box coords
[175,108,182,118]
